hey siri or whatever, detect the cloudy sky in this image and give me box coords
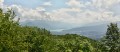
[1,0,120,29]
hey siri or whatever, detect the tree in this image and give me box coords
[104,23,120,52]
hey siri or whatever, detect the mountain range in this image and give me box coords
[20,20,76,30]
[21,20,120,39]
[52,22,120,39]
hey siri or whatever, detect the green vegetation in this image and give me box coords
[100,23,120,52]
[0,8,120,52]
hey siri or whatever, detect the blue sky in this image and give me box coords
[4,0,68,12]
[1,0,120,29]
[4,0,43,8]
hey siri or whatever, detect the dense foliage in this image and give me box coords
[0,8,120,52]
[100,23,120,52]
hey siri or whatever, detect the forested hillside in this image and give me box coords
[0,9,120,52]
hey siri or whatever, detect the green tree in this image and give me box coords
[103,23,120,52]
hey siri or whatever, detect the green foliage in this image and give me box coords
[101,23,120,52]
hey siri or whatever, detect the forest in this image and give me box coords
[0,8,120,52]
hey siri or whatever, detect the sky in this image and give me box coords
[1,0,120,29]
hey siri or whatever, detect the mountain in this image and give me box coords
[20,20,76,30]
[52,22,120,39]
[21,20,120,39]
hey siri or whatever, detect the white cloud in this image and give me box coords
[66,0,85,7]
[1,0,120,26]
[0,0,53,22]
[7,5,51,22]
[0,0,4,8]
[49,0,120,25]
[91,0,120,9]
[50,8,117,25]
[36,7,46,11]
[43,2,52,6]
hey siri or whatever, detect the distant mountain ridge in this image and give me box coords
[20,20,76,30]
[21,20,120,39]
[52,22,120,39]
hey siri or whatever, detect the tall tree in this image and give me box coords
[104,23,120,52]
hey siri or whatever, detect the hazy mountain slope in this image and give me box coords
[21,20,120,39]
[62,24,107,39]
[52,22,120,39]
[20,20,76,30]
